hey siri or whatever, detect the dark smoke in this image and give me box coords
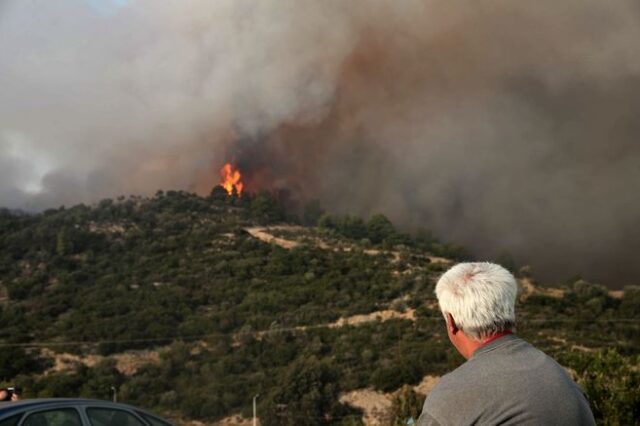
[1,0,640,287]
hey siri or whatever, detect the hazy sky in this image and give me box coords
[1,0,639,286]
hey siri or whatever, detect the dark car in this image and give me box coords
[0,399,174,426]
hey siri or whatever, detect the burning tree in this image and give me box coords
[219,163,244,196]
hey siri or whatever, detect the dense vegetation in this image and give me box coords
[0,189,638,425]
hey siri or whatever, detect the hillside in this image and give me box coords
[1,189,639,425]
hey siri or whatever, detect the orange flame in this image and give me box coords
[219,163,244,196]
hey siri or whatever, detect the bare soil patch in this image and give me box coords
[519,277,564,300]
[413,375,440,395]
[340,389,393,426]
[244,227,300,249]
[609,290,624,299]
[88,222,126,234]
[329,309,416,327]
[426,256,452,265]
[42,349,160,376]
[340,375,439,425]
[214,414,253,426]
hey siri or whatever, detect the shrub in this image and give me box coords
[562,349,640,425]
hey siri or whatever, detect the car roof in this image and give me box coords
[1,398,136,410]
[0,399,166,420]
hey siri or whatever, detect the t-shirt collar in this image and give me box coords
[473,332,517,357]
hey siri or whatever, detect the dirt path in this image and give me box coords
[244,226,453,274]
[244,226,301,249]
[329,309,416,327]
[251,308,417,342]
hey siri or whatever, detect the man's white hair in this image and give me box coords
[435,262,517,340]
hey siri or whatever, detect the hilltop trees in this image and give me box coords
[251,191,285,225]
[316,211,467,257]
[318,213,399,245]
[318,214,367,240]
[209,185,230,203]
[366,214,395,245]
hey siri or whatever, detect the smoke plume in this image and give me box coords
[1,0,639,286]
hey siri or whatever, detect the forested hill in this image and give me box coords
[1,189,639,425]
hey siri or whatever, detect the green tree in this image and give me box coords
[317,214,336,230]
[0,347,43,381]
[303,200,324,226]
[339,216,367,240]
[262,357,345,426]
[79,359,125,400]
[367,214,395,244]
[251,191,284,225]
[620,285,640,318]
[56,230,67,256]
[209,186,230,203]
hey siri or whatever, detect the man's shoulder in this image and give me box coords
[420,366,478,426]
[420,336,595,425]
[429,364,471,393]
[421,366,472,415]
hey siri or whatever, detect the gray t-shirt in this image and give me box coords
[418,335,595,425]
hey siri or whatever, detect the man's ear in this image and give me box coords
[447,313,460,335]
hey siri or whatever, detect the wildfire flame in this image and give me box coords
[219,163,244,196]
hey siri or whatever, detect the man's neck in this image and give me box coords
[480,330,513,347]
[471,330,513,357]
[459,330,513,359]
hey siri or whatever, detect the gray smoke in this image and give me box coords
[1,0,639,286]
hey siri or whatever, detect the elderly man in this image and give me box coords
[418,262,594,425]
